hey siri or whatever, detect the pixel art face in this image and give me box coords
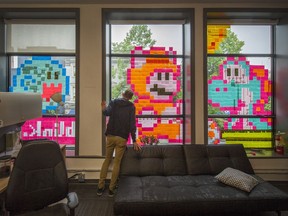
[128,47,180,103]
[127,47,183,143]
[208,57,271,117]
[145,64,179,100]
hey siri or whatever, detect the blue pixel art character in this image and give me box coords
[9,56,72,114]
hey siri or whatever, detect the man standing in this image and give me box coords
[97,89,141,197]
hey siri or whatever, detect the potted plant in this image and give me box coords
[275,132,285,155]
[139,135,159,145]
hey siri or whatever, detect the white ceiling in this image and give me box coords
[0,0,287,4]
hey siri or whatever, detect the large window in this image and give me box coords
[207,24,273,148]
[104,9,194,146]
[6,18,77,156]
[9,56,76,155]
[111,25,183,144]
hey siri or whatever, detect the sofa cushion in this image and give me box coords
[115,144,288,216]
[215,167,259,192]
[114,175,288,216]
[119,145,187,176]
[184,144,255,175]
[183,144,211,174]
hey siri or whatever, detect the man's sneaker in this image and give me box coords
[108,189,115,197]
[97,187,105,196]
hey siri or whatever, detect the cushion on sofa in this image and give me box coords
[208,145,255,174]
[184,144,255,175]
[215,167,259,192]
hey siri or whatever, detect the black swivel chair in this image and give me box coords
[5,140,78,216]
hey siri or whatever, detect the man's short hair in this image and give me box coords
[123,89,134,100]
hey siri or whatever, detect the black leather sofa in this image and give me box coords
[114,144,288,216]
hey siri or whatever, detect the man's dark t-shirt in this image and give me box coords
[103,98,136,143]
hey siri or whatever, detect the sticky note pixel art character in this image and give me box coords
[127,47,183,143]
[207,25,230,54]
[9,56,76,147]
[208,119,221,145]
[208,57,272,142]
[9,56,72,114]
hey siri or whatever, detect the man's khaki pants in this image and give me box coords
[98,135,127,191]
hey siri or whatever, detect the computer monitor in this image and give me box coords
[0,92,42,155]
[0,92,42,128]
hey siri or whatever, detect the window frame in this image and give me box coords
[1,8,80,157]
[102,8,195,154]
[206,25,275,148]
[203,9,286,149]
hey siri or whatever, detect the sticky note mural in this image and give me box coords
[207,25,230,54]
[9,56,76,148]
[208,57,272,145]
[9,56,75,114]
[128,47,183,143]
[21,117,76,146]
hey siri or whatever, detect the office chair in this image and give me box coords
[5,140,78,216]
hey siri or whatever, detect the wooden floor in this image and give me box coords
[69,182,114,216]
[69,181,288,216]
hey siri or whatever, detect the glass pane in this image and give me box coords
[21,116,75,156]
[207,25,271,54]
[6,23,75,53]
[112,55,183,115]
[111,24,183,54]
[208,117,272,148]
[136,117,183,144]
[9,56,76,116]
[111,25,184,145]
[208,56,272,116]
[111,57,130,99]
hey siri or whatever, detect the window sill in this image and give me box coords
[246,148,288,158]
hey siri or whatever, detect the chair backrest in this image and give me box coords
[5,140,68,214]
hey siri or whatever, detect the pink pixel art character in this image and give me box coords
[208,57,272,144]
[127,46,183,144]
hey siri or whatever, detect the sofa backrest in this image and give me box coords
[119,144,254,176]
[184,144,254,175]
[119,145,187,176]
